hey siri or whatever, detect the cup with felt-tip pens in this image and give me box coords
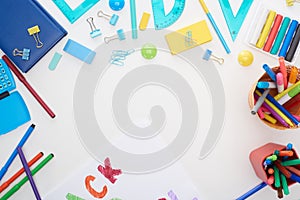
[249,57,300,130]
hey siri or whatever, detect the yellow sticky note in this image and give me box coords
[165,20,212,55]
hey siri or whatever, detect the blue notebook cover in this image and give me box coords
[0,0,67,73]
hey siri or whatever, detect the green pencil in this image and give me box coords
[0,153,54,200]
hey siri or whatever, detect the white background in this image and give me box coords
[1,0,300,199]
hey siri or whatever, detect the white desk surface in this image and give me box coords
[1,0,300,199]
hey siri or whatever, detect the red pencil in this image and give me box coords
[0,152,43,193]
[0,50,56,118]
[263,14,283,52]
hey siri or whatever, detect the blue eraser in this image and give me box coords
[63,39,96,64]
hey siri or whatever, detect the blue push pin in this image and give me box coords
[13,48,30,60]
[97,10,119,26]
[86,17,101,38]
[104,29,126,44]
[109,0,125,11]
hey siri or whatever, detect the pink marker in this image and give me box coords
[276,73,284,93]
[279,57,288,89]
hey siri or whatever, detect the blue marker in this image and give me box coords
[278,20,298,57]
[257,81,277,89]
[0,124,35,181]
[262,64,276,82]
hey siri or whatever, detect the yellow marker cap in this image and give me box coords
[27,25,40,35]
[289,66,298,85]
[139,12,150,31]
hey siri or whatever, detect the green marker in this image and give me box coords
[282,159,300,166]
[277,85,300,105]
[280,174,290,195]
[274,166,281,188]
[270,17,291,55]
[66,193,85,200]
[0,154,54,200]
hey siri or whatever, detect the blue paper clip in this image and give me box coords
[86,17,101,38]
[97,10,119,26]
[110,49,135,66]
[104,29,125,44]
[185,30,197,47]
[12,48,30,60]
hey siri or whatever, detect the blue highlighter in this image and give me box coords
[278,20,298,57]
[109,0,125,11]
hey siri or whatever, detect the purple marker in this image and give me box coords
[17,147,41,200]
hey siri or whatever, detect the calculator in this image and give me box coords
[0,58,30,135]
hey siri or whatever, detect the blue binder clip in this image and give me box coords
[97,10,119,26]
[13,48,31,60]
[104,29,125,44]
[86,17,101,38]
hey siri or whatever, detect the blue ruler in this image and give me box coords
[218,0,254,41]
[52,0,100,24]
[151,0,185,30]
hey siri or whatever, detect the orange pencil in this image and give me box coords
[0,152,43,193]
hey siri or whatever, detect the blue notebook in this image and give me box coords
[0,0,67,73]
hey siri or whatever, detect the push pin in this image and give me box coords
[97,10,119,26]
[202,49,224,65]
[104,29,125,44]
[13,48,30,60]
[86,17,101,38]
[286,0,300,6]
[27,25,43,48]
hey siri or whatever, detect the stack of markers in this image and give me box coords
[251,57,300,129]
[263,143,300,198]
[250,9,300,62]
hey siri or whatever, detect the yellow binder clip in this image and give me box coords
[27,25,43,48]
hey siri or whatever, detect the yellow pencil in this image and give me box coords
[256,90,294,127]
[256,11,276,48]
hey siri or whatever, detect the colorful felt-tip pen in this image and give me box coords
[251,89,270,114]
[279,20,299,57]
[277,85,300,105]
[256,11,276,49]
[263,64,276,81]
[257,81,277,89]
[274,80,300,100]
[277,73,284,93]
[279,57,288,89]
[288,66,298,87]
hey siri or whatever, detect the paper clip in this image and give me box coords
[12,48,30,60]
[86,17,102,38]
[97,10,119,26]
[104,29,125,44]
[185,30,197,47]
[286,0,300,6]
[27,25,43,48]
[110,49,134,66]
[202,49,224,65]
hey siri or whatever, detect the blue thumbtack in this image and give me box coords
[109,0,125,11]
[86,17,101,38]
[202,49,224,65]
[104,29,125,44]
[13,48,30,60]
[97,10,119,26]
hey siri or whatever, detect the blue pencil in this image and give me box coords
[258,89,300,126]
[236,182,267,200]
[0,124,35,181]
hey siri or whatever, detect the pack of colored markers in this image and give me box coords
[250,57,300,129]
[247,7,300,63]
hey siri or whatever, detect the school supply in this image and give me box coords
[1,50,56,118]
[97,11,119,26]
[141,43,157,60]
[288,66,298,87]
[104,29,126,44]
[17,147,41,200]
[251,89,270,115]
[52,0,100,24]
[0,124,35,181]
[202,49,224,65]
[110,49,134,66]
[151,0,185,30]
[139,12,151,31]
[279,57,288,89]
[0,58,31,135]
[248,7,300,63]
[86,17,101,38]
[0,0,67,73]
[237,50,254,67]
[198,0,231,54]
[49,52,62,71]
[0,152,43,193]
[165,21,212,55]
[0,153,54,200]
[286,0,300,6]
[13,48,31,61]
[63,39,96,64]
[109,0,125,11]
[130,0,138,39]
[218,0,254,41]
